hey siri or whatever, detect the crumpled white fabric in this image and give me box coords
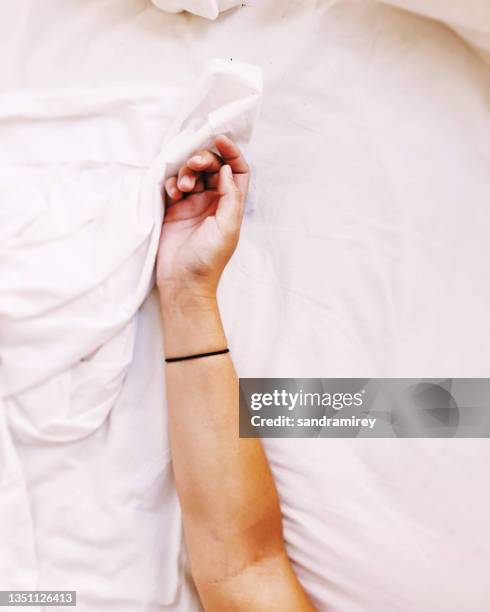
[0,58,261,609]
[151,0,242,20]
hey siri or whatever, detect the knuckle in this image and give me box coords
[195,149,214,163]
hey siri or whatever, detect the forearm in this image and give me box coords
[160,290,285,584]
[156,137,314,610]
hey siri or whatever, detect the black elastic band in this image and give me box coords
[165,348,230,363]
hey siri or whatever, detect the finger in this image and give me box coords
[193,177,205,193]
[204,172,220,190]
[164,176,183,203]
[216,164,243,234]
[177,165,198,192]
[164,191,218,222]
[214,135,249,197]
[187,150,223,174]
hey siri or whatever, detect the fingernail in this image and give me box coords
[180,176,192,189]
[190,155,203,164]
[169,187,178,197]
[223,164,232,178]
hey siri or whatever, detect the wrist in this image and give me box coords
[158,284,218,318]
[158,276,217,307]
[158,288,227,359]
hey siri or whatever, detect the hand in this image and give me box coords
[156,135,249,301]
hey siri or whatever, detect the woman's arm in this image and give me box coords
[156,136,314,611]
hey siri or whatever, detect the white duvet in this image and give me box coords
[0,59,261,610]
[1,1,490,611]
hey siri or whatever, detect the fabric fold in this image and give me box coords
[0,58,262,401]
[0,58,261,606]
[151,0,242,20]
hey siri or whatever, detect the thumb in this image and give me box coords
[216,164,243,234]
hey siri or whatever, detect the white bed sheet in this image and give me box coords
[1,1,490,611]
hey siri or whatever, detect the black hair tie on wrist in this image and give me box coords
[165,348,230,363]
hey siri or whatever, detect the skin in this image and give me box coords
[156,135,315,611]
